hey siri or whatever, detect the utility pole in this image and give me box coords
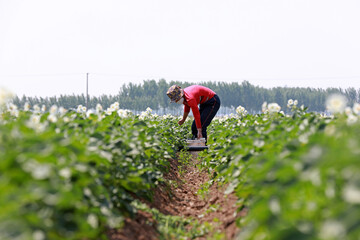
[86,73,89,110]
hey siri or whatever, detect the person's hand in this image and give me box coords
[178,118,185,126]
[197,128,203,139]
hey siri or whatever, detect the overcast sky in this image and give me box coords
[1,0,359,97]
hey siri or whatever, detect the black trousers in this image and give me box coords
[191,94,221,140]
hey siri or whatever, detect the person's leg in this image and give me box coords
[199,95,221,141]
[191,120,197,139]
[191,104,206,139]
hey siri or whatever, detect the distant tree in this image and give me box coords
[10,79,360,113]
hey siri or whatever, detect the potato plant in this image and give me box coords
[2,98,360,240]
[0,109,185,240]
[202,105,360,240]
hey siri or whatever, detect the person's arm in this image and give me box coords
[178,111,189,125]
[191,106,203,139]
[197,127,203,139]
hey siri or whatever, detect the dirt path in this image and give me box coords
[108,152,245,240]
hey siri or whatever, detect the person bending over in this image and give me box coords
[166,84,221,142]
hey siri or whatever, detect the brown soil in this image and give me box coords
[107,210,158,240]
[108,152,246,240]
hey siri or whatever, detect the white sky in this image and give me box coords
[0,0,359,97]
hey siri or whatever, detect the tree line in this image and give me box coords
[11,79,360,113]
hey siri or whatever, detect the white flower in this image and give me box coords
[32,230,45,240]
[139,111,147,120]
[344,107,352,116]
[294,100,298,106]
[86,109,96,118]
[50,105,58,115]
[36,123,47,132]
[10,109,19,117]
[262,102,267,113]
[269,198,281,214]
[347,114,358,125]
[353,103,360,115]
[139,107,154,119]
[27,115,47,132]
[59,168,71,179]
[44,193,58,205]
[7,103,19,117]
[106,108,113,115]
[28,115,41,126]
[236,105,247,116]
[253,139,265,148]
[58,107,67,116]
[24,102,31,111]
[100,206,111,216]
[297,222,312,234]
[41,105,46,112]
[32,164,51,179]
[33,104,41,113]
[0,87,14,108]
[267,103,281,114]
[107,216,123,228]
[63,116,70,123]
[326,94,347,114]
[301,169,321,186]
[287,99,294,106]
[87,214,99,228]
[110,102,119,111]
[84,188,92,196]
[326,185,335,198]
[8,103,17,110]
[47,114,58,123]
[319,220,345,239]
[343,184,360,204]
[96,104,103,113]
[324,124,336,136]
[303,118,309,126]
[77,105,86,113]
[75,164,88,172]
[117,109,131,118]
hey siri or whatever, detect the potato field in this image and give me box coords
[1,94,360,240]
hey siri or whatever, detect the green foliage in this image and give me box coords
[0,110,181,239]
[3,100,360,239]
[177,150,192,176]
[202,106,360,239]
[132,200,212,240]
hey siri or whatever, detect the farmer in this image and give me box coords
[166,84,221,142]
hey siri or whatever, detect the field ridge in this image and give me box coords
[108,152,243,240]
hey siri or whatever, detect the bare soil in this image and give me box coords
[108,152,246,240]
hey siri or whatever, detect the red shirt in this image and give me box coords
[183,85,216,129]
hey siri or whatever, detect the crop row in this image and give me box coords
[2,96,360,239]
[202,103,360,239]
[0,107,189,240]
